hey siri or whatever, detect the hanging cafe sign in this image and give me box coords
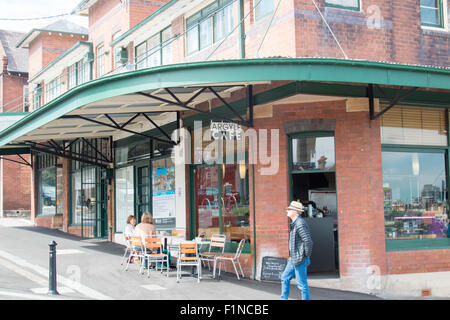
[210,121,243,140]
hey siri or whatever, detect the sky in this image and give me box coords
[0,0,88,33]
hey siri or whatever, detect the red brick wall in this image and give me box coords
[292,0,449,67]
[1,74,28,112]
[248,98,386,279]
[2,155,31,211]
[387,250,450,274]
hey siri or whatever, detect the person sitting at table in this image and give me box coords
[135,212,156,239]
[124,215,136,237]
[135,212,159,268]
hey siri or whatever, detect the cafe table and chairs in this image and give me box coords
[124,235,145,274]
[213,239,246,280]
[143,236,170,278]
[198,234,226,271]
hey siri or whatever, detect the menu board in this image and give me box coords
[260,256,288,281]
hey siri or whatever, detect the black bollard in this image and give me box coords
[48,241,59,295]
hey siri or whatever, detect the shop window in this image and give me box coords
[325,0,360,11]
[254,0,274,20]
[115,166,134,233]
[186,0,233,55]
[381,106,447,146]
[420,0,444,28]
[38,167,57,216]
[193,164,250,252]
[383,151,449,250]
[152,157,176,232]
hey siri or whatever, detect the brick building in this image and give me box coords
[0,30,31,218]
[0,0,449,297]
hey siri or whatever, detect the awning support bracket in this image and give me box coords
[61,114,176,145]
[369,84,419,120]
[0,156,31,167]
[137,85,253,127]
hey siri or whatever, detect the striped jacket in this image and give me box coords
[289,217,313,266]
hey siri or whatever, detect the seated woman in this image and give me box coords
[135,212,156,239]
[135,212,157,268]
[124,215,136,237]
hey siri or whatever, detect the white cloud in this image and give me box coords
[0,0,88,33]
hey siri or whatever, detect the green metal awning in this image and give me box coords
[0,58,449,150]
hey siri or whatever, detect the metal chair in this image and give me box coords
[199,234,226,270]
[125,236,145,274]
[213,239,246,280]
[176,242,201,283]
[121,235,132,266]
[143,236,169,278]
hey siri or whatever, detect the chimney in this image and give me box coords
[2,56,7,73]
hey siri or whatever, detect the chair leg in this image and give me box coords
[213,259,217,279]
[125,253,131,271]
[121,247,129,265]
[237,259,245,278]
[232,260,240,280]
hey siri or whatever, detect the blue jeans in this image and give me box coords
[280,257,311,300]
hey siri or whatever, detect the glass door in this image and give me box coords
[136,165,150,223]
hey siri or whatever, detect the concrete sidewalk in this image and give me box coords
[0,218,381,300]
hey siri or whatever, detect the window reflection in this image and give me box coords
[39,167,56,216]
[292,136,335,171]
[383,151,449,240]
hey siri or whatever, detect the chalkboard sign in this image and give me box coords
[260,256,288,281]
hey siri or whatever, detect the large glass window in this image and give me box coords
[420,0,444,27]
[71,167,96,226]
[39,167,57,216]
[152,157,176,232]
[186,0,234,55]
[45,76,62,102]
[115,166,134,233]
[194,164,250,249]
[382,106,450,250]
[383,151,449,246]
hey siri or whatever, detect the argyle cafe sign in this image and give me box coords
[210,121,243,140]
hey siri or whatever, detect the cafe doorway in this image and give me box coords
[289,132,339,274]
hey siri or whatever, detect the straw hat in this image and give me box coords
[286,201,304,213]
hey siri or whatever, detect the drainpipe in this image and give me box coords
[238,0,246,59]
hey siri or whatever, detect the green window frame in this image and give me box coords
[134,26,172,70]
[186,0,234,55]
[382,108,450,252]
[420,0,445,28]
[33,85,42,110]
[44,76,62,103]
[254,0,274,20]
[325,0,360,11]
[36,154,58,217]
[96,44,105,78]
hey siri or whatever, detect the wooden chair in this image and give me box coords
[177,242,201,283]
[213,239,246,280]
[143,236,169,278]
[199,234,226,270]
[125,236,145,274]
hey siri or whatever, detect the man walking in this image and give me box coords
[280,201,313,300]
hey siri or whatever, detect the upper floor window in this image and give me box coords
[112,31,122,69]
[135,27,172,70]
[45,76,62,103]
[254,0,274,20]
[68,59,91,90]
[420,0,444,28]
[325,0,360,11]
[96,44,105,78]
[186,0,233,55]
